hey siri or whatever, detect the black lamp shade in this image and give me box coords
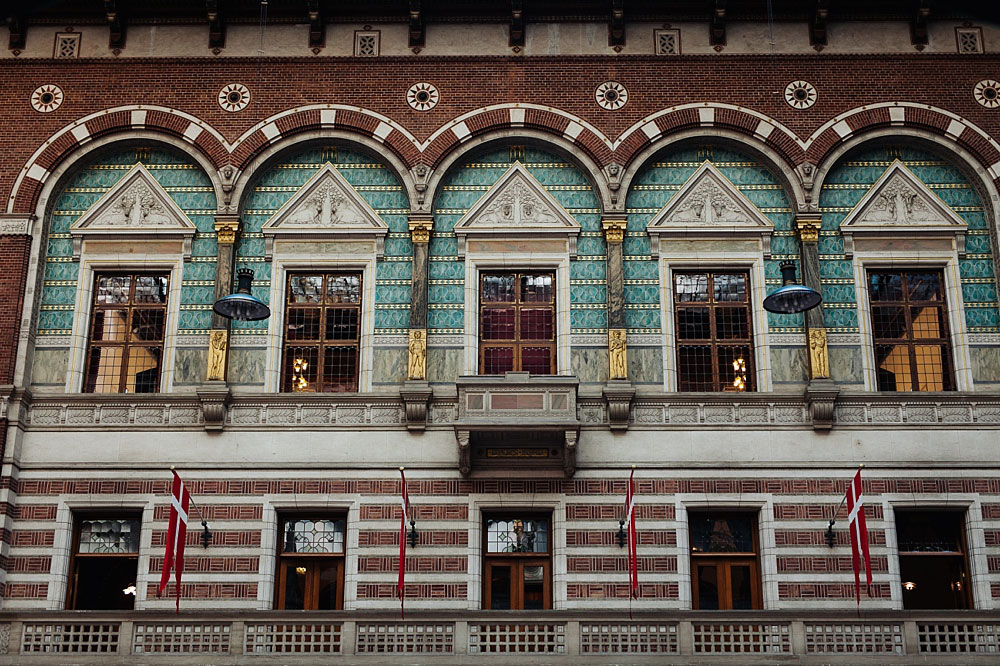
[763,261,822,314]
[213,268,271,321]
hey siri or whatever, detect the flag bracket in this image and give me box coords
[617,519,627,548]
[825,519,836,548]
[407,519,418,548]
[201,520,212,548]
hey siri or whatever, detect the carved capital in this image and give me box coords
[602,379,635,431]
[807,327,830,380]
[408,216,433,244]
[796,215,822,243]
[806,378,839,431]
[602,218,627,244]
[197,381,231,432]
[456,429,471,476]
[206,329,228,381]
[400,380,432,432]
[214,216,241,245]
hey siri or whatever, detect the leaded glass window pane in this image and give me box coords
[282,519,345,554]
[78,519,140,554]
[690,515,755,553]
[487,518,548,553]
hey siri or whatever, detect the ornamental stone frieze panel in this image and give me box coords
[15,391,1000,430]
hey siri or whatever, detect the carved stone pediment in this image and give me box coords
[69,164,197,259]
[261,163,389,259]
[840,160,968,256]
[454,162,581,257]
[646,161,774,257]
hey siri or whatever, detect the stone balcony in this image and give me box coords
[1,610,999,663]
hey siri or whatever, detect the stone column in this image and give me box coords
[797,214,838,429]
[602,215,633,430]
[401,214,432,430]
[206,215,240,381]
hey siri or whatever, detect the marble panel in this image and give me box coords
[30,347,68,387]
[228,347,266,386]
[571,347,609,384]
[372,347,407,384]
[173,347,207,385]
[770,346,808,384]
[629,346,664,385]
[427,347,463,384]
[829,345,865,385]
[971,346,1000,384]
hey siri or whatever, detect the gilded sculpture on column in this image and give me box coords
[206,329,228,381]
[808,328,830,379]
[608,328,628,380]
[408,328,427,380]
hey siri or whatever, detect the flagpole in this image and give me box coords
[827,464,864,528]
[170,467,212,548]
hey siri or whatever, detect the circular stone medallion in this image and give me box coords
[784,81,817,109]
[218,83,251,112]
[974,80,1000,109]
[407,82,439,111]
[31,84,64,113]
[595,81,628,110]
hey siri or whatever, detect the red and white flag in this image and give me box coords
[396,468,410,618]
[158,469,190,612]
[624,469,639,605]
[845,468,872,605]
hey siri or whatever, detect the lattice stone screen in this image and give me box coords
[356,623,454,653]
[919,623,1000,653]
[580,623,679,654]
[21,623,121,654]
[244,623,341,654]
[805,623,903,654]
[133,622,231,654]
[468,623,566,654]
[692,623,791,654]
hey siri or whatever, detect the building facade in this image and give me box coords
[0,1,999,662]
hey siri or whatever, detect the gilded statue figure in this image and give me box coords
[408,329,427,380]
[207,329,228,381]
[608,329,628,380]
[808,328,830,379]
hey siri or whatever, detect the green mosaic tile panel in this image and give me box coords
[963,283,999,303]
[427,261,462,280]
[427,308,463,329]
[820,284,857,303]
[623,284,661,304]
[428,284,464,304]
[38,147,217,335]
[821,145,998,332]
[624,260,659,281]
[571,284,606,304]
[572,309,608,330]
[624,308,659,330]
[571,260,606,281]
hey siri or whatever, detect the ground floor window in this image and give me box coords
[896,509,970,609]
[689,511,762,610]
[68,516,141,610]
[483,514,551,610]
[276,517,346,610]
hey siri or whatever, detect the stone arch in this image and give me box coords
[620,129,807,213]
[426,130,614,213]
[7,106,227,215]
[230,129,417,212]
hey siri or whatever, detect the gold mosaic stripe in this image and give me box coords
[244,209,409,215]
[87,164,198,170]
[253,185,401,192]
[274,163,387,169]
[428,279,464,285]
[375,304,411,310]
[427,304,461,310]
[822,183,969,190]
[376,279,412,285]
[442,185,592,191]
[462,162,574,169]
[650,161,760,168]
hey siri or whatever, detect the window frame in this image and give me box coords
[478,271,557,376]
[688,510,763,611]
[66,513,142,611]
[853,255,972,392]
[274,515,347,611]
[83,271,171,394]
[281,271,364,393]
[894,508,972,610]
[671,269,756,392]
[866,268,956,392]
[482,513,553,610]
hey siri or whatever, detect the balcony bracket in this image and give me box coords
[400,380,432,432]
[197,380,231,431]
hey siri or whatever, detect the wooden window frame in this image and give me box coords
[868,269,955,392]
[66,514,141,610]
[482,513,552,610]
[274,516,346,611]
[896,509,972,610]
[478,271,556,375]
[84,272,169,394]
[282,272,362,393]
[673,270,755,392]
[689,511,762,611]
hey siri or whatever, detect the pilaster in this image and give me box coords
[207,215,240,383]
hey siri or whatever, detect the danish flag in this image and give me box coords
[845,468,872,605]
[396,467,410,618]
[158,469,190,612]
[624,468,639,609]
